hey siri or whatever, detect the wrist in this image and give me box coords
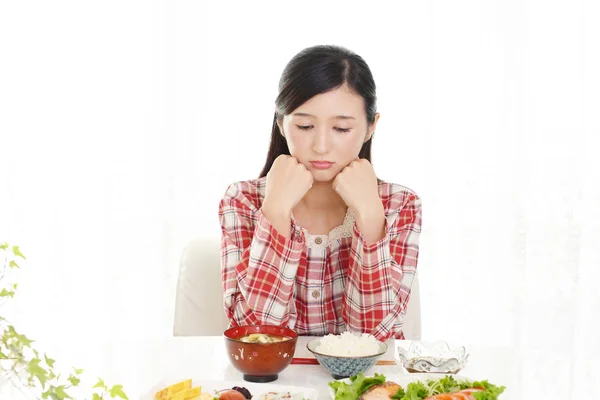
[262,198,292,220]
[354,197,384,222]
[262,198,293,240]
[355,198,386,245]
[356,208,385,233]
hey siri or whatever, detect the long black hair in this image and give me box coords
[259,45,378,178]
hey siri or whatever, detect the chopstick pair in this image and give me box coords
[290,357,396,366]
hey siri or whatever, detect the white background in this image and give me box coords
[1,1,599,398]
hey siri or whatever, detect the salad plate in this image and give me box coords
[327,373,470,399]
[328,372,505,400]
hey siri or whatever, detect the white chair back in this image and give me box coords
[173,237,229,336]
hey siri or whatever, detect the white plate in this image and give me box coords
[327,373,470,400]
[145,379,319,400]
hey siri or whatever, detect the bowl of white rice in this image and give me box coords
[306,332,388,379]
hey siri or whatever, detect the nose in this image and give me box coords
[312,126,331,155]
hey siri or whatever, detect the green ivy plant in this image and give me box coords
[0,242,129,400]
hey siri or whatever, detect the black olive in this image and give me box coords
[232,386,252,400]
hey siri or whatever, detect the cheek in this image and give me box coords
[332,133,365,157]
[286,131,311,153]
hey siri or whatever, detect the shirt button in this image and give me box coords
[312,290,320,299]
[314,237,323,245]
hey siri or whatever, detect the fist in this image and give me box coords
[264,155,314,214]
[332,159,380,214]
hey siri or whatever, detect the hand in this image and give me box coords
[333,159,386,244]
[332,159,380,215]
[263,154,314,217]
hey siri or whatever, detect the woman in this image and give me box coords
[218,45,421,341]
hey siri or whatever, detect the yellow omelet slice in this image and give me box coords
[155,379,193,400]
[167,386,203,400]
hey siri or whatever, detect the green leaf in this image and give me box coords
[329,372,386,400]
[12,245,26,259]
[391,387,406,400]
[400,381,428,400]
[53,385,72,399]
[14,330,34,347]
[27,358,49,388]
[9,260,20,269]
[470,381,506,400]
[93,378,107,390]
[0,288,15,298]
[44,353,56,368]
[68,375,80,387]
[0,350,7,359]
[109,384,128,399]
[73,367,84,375]
[92,394,103,400]
[0,242,8,250]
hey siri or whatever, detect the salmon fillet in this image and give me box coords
[359,382,402,400]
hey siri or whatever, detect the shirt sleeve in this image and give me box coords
[219,183,304,327]
[342,192,422,341]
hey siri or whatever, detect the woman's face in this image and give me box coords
[278,85,379,183]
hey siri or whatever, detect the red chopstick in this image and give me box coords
[290,357,319,365]
[291,358,396,366]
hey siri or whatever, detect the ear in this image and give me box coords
[276,116,285,138]
[365,113,380,142]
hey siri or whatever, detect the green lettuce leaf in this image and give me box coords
[328,372,387,400]
[469,380,506,400]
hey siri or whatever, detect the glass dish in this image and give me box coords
[397,341,468,374]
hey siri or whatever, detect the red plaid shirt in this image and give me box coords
[219,177,421,341]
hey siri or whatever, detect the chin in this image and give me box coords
[310,169,339,183]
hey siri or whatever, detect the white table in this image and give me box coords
[100,337,519,400]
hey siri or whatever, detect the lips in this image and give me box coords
[310,161,334,170]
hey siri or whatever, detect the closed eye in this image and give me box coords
[334,127,351,133]
[296,125,351,133]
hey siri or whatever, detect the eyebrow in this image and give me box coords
[292,112,356,120]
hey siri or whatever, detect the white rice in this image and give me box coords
[315,331,381,357]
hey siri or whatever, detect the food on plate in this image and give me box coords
[231,387,252,400]
[315,332,381,357]
[155,379,248,400]
[155,379,194,400]
[329,372,387,400]
[169,387,203,400]
[359,382,402,400]
[218,389,248,400]
[253,392,306,400]
[215,386,256,400]
[239,333,292,343]
[154,380,307,400]
[422,388,484,399]
[329,373,505,400]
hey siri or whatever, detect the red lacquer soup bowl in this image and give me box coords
[223,325,298,383]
